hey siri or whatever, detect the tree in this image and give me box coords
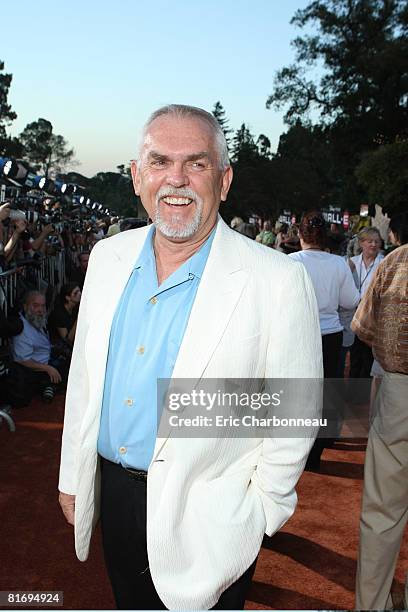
[266,0,408,147]
[356,140,408,214]
[0,136,23,158]
[266,0,408,211]
[19,118,76,178]
[212,101,233,148]
[231,124,259,164]
[0,60,17,139]
[256,134,271,159]
[66,169,143,217]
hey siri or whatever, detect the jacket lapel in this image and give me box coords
[85,227,151,404]
[152,218,248,460]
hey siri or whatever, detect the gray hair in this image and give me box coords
[357,227,381,243]
[137,104,230,170]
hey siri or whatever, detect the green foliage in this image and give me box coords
[256,134,271,159]
[62,168,144,217]
[231,124,260,164]
[0,136,23,158]
[266,0,408,146]
[265,0,408,213]
[0,60,17,139]
[19,118,75,178]
[356,140,408,213]
[212,101,232,147]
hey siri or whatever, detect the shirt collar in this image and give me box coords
[134,224,156,271]
[134,223,216,280]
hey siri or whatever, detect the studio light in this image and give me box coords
[38,177,56,193]
[60,183,75,195]
[0,157,14,175]
[3,160,28,181]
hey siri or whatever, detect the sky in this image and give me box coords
[2,0,311,177]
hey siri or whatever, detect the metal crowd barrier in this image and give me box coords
[0,250,66,318]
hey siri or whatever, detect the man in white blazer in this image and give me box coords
[59,104,323,610]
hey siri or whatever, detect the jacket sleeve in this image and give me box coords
[251,261,323,536]
[58,244,101,495]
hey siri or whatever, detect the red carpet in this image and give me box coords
[0,396,407,610]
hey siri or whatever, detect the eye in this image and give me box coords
[150,159,167,168]
[189,161,206,170]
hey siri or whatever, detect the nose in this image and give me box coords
[166,161,189,188]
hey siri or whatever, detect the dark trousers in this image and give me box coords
[348,335,373,404]
[7,357,68,407]
[306,331,343,469]
[100,458,257,610]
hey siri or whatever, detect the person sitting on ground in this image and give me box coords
[10,291,67,405]
[49,283,81,346]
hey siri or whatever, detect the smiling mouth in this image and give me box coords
[161,196,193,207]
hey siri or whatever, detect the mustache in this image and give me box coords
[156,186,199,201]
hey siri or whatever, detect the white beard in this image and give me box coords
[154,187,203,239]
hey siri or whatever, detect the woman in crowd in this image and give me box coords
[49,282,81,346]
[348,227,384,403]
[274,222,289,252]
[289,210,360,469]
[280,224,300,254]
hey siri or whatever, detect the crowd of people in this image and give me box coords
[0,200,144,408]
[232,211,406,422]
[232,207,408,609]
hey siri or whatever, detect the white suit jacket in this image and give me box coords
[59,217,323,610]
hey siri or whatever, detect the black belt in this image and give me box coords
[100,456,148,482]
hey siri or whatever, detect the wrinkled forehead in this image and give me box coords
[140,115,216,157]
[27,295,45,307]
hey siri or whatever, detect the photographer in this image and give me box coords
[31,223,59,255]
[0,202,30,267]
[10,290,68,405]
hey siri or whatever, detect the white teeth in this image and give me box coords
[162,197,192,205]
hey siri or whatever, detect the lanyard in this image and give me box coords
[359,258,375,292]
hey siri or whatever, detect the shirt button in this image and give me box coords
[137,346,145,354]
[119,446,127,455]
[150,296,158,304]
[124,398,134,406]
[188,273,194,279]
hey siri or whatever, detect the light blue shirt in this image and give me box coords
[98,225,215,469]
[12,315,51,363]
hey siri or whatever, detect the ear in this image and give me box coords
[130,160,141,196]
[220,166,233,202]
